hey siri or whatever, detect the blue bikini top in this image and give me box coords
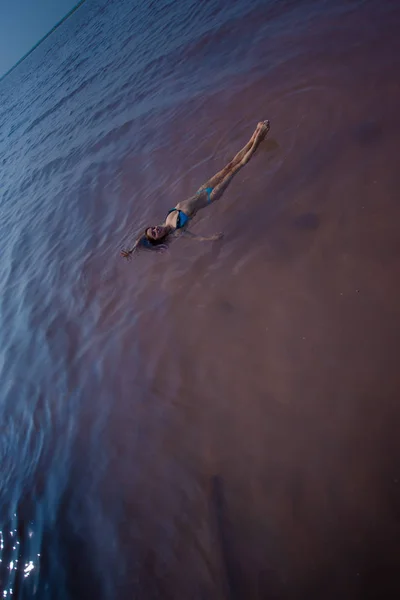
[167,208,190,229]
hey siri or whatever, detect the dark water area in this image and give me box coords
[1,0,400,597]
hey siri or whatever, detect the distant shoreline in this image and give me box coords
[0,0,87,82]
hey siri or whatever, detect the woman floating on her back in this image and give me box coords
[121,120,270,256]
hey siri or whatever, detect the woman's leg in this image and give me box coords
[198,121,270,193]
[208,120,269,202]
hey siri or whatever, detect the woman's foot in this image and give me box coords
[257,120,270,140]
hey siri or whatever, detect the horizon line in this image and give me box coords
[0,0,87,83]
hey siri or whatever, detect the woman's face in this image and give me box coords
[146,225,166,241]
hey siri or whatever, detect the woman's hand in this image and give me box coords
[120,248,133,258]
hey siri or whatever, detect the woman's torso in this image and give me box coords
[164,188,211,228]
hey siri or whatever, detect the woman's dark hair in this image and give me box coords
[121,227,169,258]
[137,227,169,250]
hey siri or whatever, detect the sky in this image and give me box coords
[0,0,80,77]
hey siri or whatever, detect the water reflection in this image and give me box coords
[24,561,35,577]
[0,518,40,598]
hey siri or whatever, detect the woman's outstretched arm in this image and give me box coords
[181,230,223,242]
[121,239,140,258]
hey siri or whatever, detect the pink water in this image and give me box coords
[1,0,400,597]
